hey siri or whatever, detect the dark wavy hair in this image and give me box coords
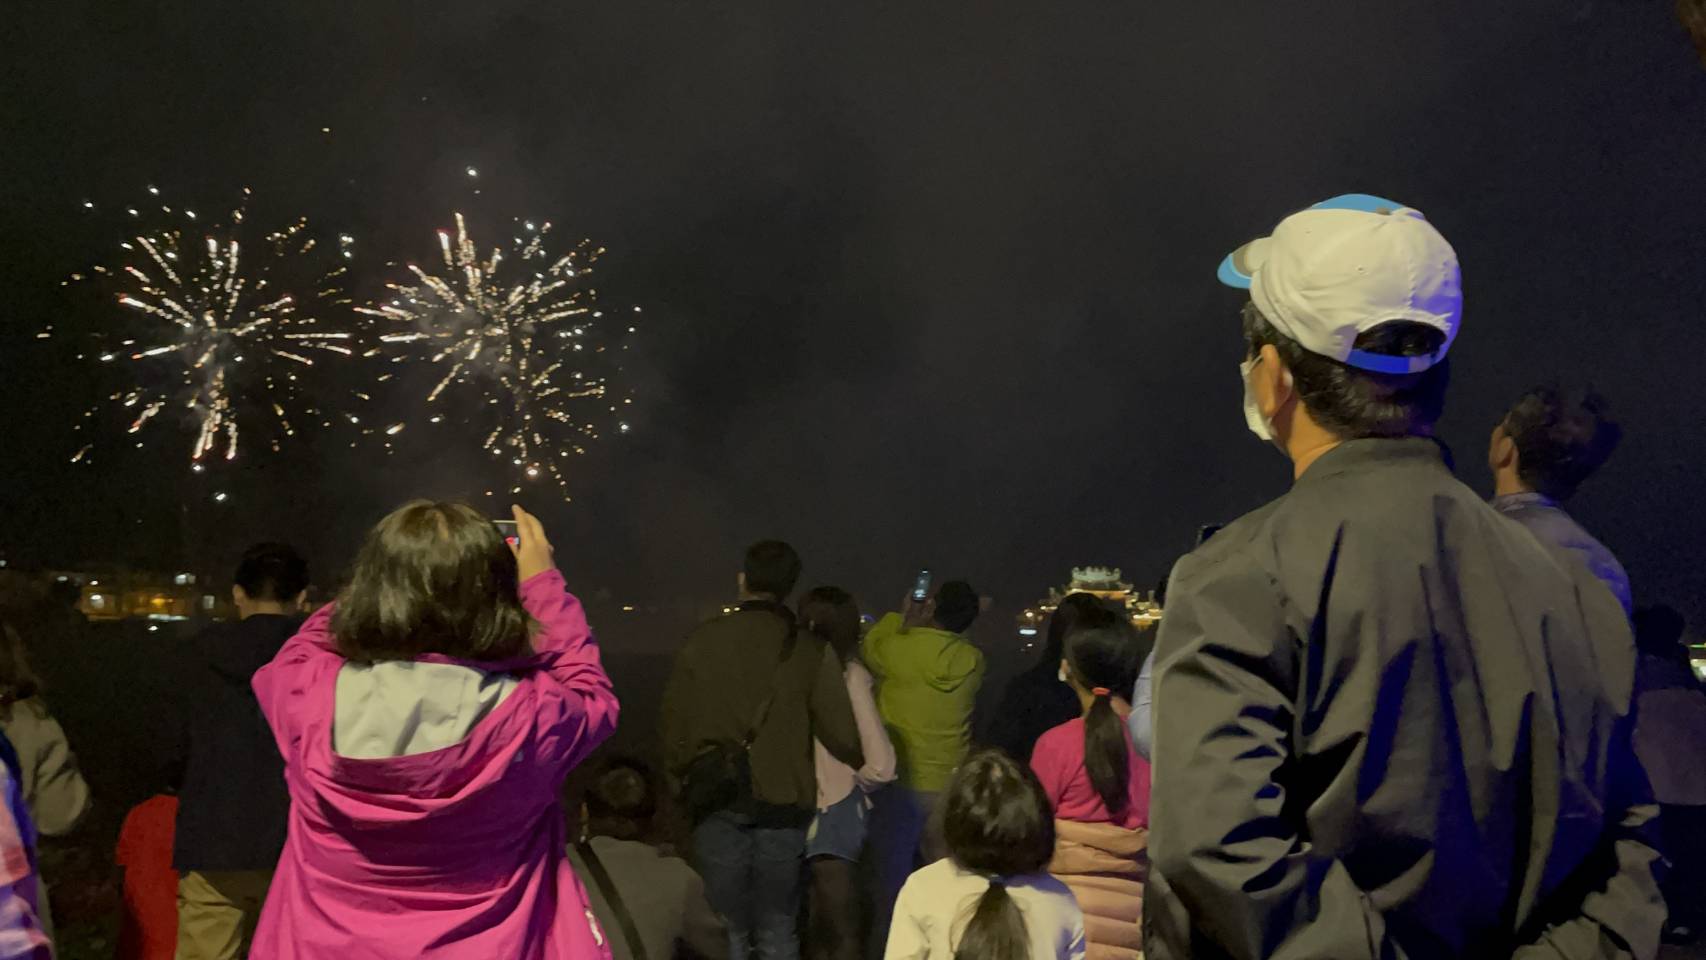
[1502,382,1622,501]
[800,585,861,662]
[1242,301,1451,439]
[942,750,1055,960]
[1039,592,1113,669]
[1065,619,1140,818]
[332,500,536,663]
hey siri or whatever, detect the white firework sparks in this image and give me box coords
[60,189,358,466]
[358,213,635,493]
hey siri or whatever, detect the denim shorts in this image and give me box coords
[807,790,868,862]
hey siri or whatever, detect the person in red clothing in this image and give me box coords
[1032,618,1153,960]
[116,764,182,960]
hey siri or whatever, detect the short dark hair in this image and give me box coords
[1502,382,1621,500]
[743,540,801,599]
[332,501,535,664]
[584,755,659,843]
[1242,301,1451,439]
[800,585,861,662]
[234,542,309,603]
[933,580,981,634]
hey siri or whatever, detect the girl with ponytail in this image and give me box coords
[884,750,1085,959]
[1031,619,1153,959]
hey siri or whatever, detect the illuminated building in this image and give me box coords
[1016,567,1162,653]
[45,568,230,622]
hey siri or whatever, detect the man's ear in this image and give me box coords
[1491,426,1518,472]
[1254,342,1294,420]
[292,589,309,613]
[232,584,247,607]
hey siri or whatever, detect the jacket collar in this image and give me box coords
[1491,491,1560,511]
[1294,436,1453,488]
[738,598,796,623]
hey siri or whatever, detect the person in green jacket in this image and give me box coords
[861,580,986,954]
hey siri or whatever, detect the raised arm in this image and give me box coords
[251,603,341,760]
[519,570,618,766]
[510,506,618,773]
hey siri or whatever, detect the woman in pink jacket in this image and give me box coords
[1031,617,1152,960]
[251,502,620,959]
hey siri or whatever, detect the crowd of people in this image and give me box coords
[0,192,1699,960]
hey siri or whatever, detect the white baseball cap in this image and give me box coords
[1218,194,1462,374]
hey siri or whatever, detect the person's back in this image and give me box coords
[568,757,726,960]
[1147,194,1662,960]
[885,751,1085,960]
[174,543,306,960]
[1032,619,1150,960]
[1155,438,1651,956]
[570,838,725,960]
[984,594,1108,762]
[117,789,180,960]
[251,503,619,959]
[659,540,861,960]
[0,729,47,960]
[1487,383,1631,616]
[861,594,984,795]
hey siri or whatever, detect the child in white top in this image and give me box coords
[885,750,1086,960]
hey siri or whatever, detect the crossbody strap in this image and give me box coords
[577,841,649,960]
[741,618,797,748]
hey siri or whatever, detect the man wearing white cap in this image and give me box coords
[1142,196,1665,960]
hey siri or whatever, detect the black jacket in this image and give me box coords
[659,601,863,818]
[174,613,299,872]
[1145,438,1663,960]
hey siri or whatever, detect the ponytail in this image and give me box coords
[955,880,1030,960]
[1083,685,1131,817]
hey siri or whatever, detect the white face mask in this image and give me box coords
[1240,354,1292,449]
[1240,356,1274,442]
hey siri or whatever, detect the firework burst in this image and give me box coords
[358,213,635,494]
[60,189,359,467]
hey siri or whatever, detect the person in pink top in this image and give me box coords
[250,502,620,960]
[1031,617,1152,960]
[798,587,896,960]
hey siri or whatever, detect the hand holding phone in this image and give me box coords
[501,506,555,581]
[910,568,932,603]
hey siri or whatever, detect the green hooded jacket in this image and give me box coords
[861,612,985,792]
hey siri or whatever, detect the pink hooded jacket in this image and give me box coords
[250,570,620,959]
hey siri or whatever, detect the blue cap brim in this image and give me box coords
[1217,254,1253,290]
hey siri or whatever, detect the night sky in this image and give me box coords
[4,1,1705,641]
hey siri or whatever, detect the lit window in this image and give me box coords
[175,573,194,586]
[202,595,215,610]
[90,595,107,610]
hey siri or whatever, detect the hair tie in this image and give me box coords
[1091,687,1111,697]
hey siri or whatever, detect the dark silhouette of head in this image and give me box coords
[333,500,535,664]
[1039,593,1113,669]
[933,580,981,634]
[800,585,861,662]
[1492,383,1622,501]
[742,540,802,600]
[583,755,660,844]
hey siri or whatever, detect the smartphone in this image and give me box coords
[910,568,932,603]
[493,520,521,548]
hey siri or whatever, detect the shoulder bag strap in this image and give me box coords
[742,618,798,748]
[576,840,650,960]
